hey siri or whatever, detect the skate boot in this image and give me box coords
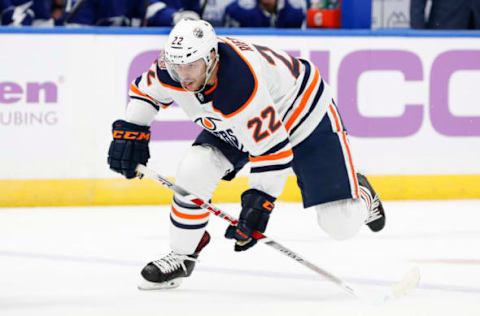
[357,173,386,232]
[138,231,211,290]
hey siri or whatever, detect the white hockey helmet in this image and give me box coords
[164,19,219,89]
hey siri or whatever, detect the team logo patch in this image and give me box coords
[193,27,204,39]
[194,117,221,130]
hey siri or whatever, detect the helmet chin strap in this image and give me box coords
[191,56,219,93]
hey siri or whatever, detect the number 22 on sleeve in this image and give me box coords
[247,106,282,142]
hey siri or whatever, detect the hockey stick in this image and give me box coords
[136,164,420,300]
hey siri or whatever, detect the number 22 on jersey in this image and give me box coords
[247,106,282,142]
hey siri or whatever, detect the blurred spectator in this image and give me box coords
[224,0,306,28]
[1,0,53,26]
[52,0,73,25]
[63,0,205,27]
[64,0,146,26]
[0,0,309,27]
[201,0,234,26]
[410,0,480,29]
[146,0,238,26]
[144,0,201,26]
[51,0,63,22]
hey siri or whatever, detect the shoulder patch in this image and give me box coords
[212,42,257,118]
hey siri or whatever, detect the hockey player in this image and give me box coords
[107,19,385,290]
[145,0,234,27]
[144,0,202,26]
[64,0,146,26]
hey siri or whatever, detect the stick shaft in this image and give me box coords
[136,164,357,297]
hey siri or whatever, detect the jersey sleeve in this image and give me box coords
[126,60,173,126]
[230,82,293,198]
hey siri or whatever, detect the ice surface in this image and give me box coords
[1,200,479,315]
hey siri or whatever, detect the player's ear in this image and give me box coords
[210,49,218,62]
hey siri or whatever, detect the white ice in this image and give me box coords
[1,200,480,316]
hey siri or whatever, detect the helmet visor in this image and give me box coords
[165,58,207,89]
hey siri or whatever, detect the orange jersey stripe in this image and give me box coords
[130,84,156,103]
[249,149,293,162]
[328,104,342,132]
[171,206,210,220]
[329,104,358,198]
[285,68,320,131]
[204,78,218,95]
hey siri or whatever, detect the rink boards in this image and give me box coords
[0,28,479,206]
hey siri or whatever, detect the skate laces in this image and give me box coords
[360,185,382,224]
[152,252,198,274]
[365,195,382,224]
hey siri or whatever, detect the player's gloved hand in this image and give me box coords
[107,120,151,179]
[225,189,275,252]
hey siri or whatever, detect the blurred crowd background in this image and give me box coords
[0,0,478,29]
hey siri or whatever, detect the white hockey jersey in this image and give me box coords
[126,36,331,197]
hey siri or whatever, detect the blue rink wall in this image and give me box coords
[0,28,479,207]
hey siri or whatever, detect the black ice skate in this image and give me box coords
[138,231,211,290]
[357,173,386,232]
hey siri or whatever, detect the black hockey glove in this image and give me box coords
[107,120,151,179]
[225,189,275,252]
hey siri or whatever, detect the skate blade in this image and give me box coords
[137,278,183,290]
